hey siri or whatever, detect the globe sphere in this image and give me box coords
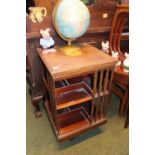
[52,0,90,45]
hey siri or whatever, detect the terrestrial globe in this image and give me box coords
[52,0,90,56]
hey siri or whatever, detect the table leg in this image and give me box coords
[31,96,43,117]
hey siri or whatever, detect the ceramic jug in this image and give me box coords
[29,7,47,23]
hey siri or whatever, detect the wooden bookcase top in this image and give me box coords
[37,44,117,81]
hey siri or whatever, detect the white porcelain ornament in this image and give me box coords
[123,53,129,72]
[101,41,109,53]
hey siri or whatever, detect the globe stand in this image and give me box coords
[60,40,82,57]
[67,40,72,46]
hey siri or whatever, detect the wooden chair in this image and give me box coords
[108,5,129,117]
[109,5,129,55]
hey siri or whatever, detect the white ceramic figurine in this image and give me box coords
[101,41,109,53]
[111,51,121,66]
[40,28,56,54]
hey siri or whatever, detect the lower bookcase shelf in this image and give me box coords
[57,107,90,135]
[45,101,107,143]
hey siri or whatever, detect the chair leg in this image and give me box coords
[124,99,129,116]
[124,106,129,128]
[107,91,112,106]
[119,88,128,116]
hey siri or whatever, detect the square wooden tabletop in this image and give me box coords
[37,44,117,81]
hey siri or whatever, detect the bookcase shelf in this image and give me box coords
[57,107,90,135]
[55,82,93,110]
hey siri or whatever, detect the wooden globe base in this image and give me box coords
[60,45,82,56]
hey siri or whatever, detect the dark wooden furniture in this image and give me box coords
[108,5,129,116]
[37,44,117,142]
[112,66,129,116]
[109,4,129,54]
[26,1,118,116]
[26,38,45,117]
[26,0,35,14]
